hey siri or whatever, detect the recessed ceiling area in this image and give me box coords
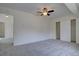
[0,3,72,18]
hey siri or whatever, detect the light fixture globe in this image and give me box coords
[43,12,47,16]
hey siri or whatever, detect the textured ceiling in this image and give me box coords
[0,3,72,18]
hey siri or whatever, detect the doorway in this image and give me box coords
[0,22,5,38]
[71,19,76,43]
[56,22,60,40]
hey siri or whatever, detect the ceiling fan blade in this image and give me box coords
[37,11,42,13]
[48,10,54,13]
[41,14,43,16]
[47,14,50,16]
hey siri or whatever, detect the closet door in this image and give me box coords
[56,22,60,40]
[71,19,76,43]
[0,22,5,38]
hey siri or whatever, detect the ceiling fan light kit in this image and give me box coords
[43,12,48,15]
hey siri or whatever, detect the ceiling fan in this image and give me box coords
[37,8,54,16]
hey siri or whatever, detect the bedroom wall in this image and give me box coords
[50,20,56,39]
[13,12,52,45]
[1,7,79,45]
[0,8,52,45]
[51,16,77,42]
[60,18,71,42]
[76,18,79,43]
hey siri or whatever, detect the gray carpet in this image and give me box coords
[0,39,79,56]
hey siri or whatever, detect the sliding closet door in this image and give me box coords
[56,22,60,40]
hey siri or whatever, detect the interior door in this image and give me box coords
[71,19,76,43]
[0,22,5,38]
[56,22,60,40]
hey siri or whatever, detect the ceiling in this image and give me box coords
[0,3,74,18]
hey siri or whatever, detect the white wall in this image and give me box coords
[13,11,52,45]
[14,13,52,45]
[51,16,77,42]
[60,18,71,42]
[0,8,52,45]
[76,18,79,43]
[50,20,56,39]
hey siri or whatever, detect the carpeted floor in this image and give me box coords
[0,39,79,56]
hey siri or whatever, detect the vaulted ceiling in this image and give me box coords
[0,3,78,18]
